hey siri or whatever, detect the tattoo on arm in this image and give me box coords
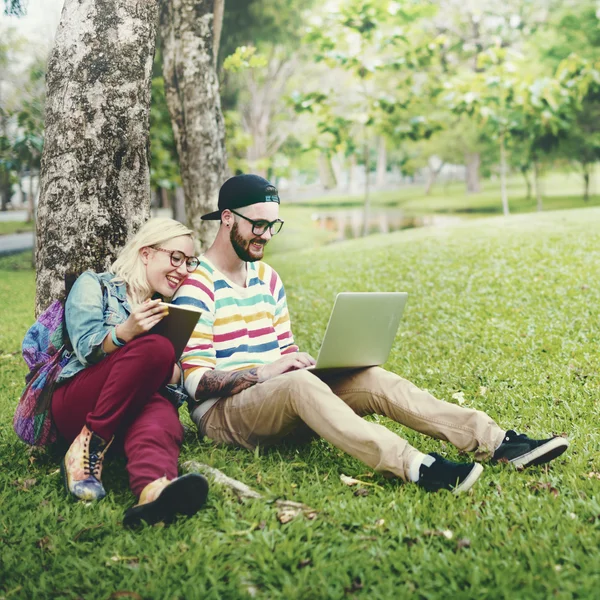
[196,368,259,401]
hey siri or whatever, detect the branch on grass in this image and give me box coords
[182,461,318,522]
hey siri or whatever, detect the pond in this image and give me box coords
[311,209,462,241]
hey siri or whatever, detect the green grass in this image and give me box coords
[0,221,34,236]
[2,207,600,598]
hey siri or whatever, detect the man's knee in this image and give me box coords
[343,366,390,387]
[278,369,330,394]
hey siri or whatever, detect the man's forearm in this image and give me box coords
[195,367,260,401]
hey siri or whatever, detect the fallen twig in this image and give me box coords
[182,461,317,522]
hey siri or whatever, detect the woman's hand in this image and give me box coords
[116,299,168,342]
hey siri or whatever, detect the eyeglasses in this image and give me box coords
[153,247,200,272]
[230,209,284,236]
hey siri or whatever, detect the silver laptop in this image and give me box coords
[307,292,408,371]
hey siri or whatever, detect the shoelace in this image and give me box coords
[81,431,108,479]
[83,449,105,478]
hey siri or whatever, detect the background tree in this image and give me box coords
[534,0,600,199]
[149,49,183,222]
[293,0,442,231]
[219,0,314,180]
[36,0,158,314]
[159,0,228,251]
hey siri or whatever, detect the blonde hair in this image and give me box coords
[111,217,195,306]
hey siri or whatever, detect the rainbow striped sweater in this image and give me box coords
[172,256,299,400]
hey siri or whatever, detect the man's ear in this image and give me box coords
[140,247,152,265]
[221,209,233,228]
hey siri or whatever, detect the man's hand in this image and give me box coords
[117,299,167,342]
[256,352,316,382]
[169,363,181,385]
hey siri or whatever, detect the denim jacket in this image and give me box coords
[56,271,190,408]
[58,271,131,382]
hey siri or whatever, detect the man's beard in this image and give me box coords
[230,222,265,262]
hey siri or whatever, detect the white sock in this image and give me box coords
[408,452,436,483]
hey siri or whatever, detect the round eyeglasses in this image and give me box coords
[230,209,284,236]
[153,247,200,272]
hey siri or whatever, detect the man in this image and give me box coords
[173,174,568,494]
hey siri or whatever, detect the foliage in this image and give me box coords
[2,207,600,598]
[2,0,24,16]
[0,26,45,212]
[149,73,181,191]
[293,0,443,157]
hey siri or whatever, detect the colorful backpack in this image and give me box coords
[13,276,78,446]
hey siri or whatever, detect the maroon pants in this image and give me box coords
[52,334,184,496]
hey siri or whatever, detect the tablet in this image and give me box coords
[150,303,202,360]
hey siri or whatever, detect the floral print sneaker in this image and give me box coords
[61,425,112,501]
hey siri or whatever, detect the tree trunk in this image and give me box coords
[520,165,532,200]
[212,0,224,68]
[362,138,370,237]
[533,161,543,212]
[27,160,35,222]
[347,154,358,194]
[241,56,296,180]
[499,136,509,216]
[376,136,387,188]
[36,0,157,315]
[0,111,11,211]
[331,152,344,189]
[159,0,228,251]
[173,186,186,223]
[583,165,590,202]
[465,152,481,194]
[425,160,445,196]
[0,176,10,211]
[318,152,337,190]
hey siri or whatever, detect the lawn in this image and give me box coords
[0,221,34,236]
[1,207,599,599]
[268,171,600,255]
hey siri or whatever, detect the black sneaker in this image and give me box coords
[417,453,483,494]
[492,431,568,468]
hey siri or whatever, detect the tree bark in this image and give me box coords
[465,152,481,194]
[36,0,157,315]
[159,0,228,251]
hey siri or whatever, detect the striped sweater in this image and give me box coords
[172,256,299,399]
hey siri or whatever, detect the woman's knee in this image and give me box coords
[123,334,176,369]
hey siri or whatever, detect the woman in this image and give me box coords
[51,218,208,527]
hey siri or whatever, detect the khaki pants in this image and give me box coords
[193,367,506,482]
